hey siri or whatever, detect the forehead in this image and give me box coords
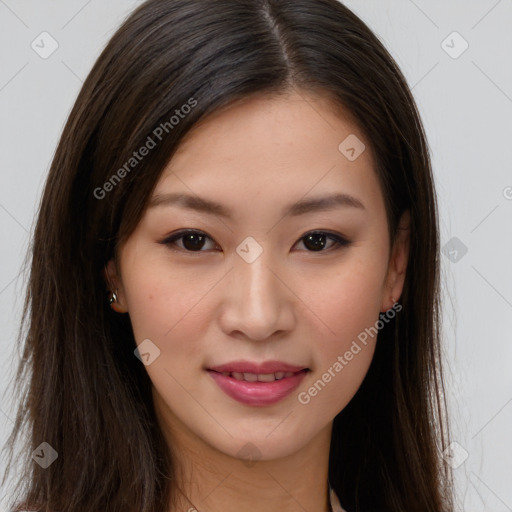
[152,90,383,220]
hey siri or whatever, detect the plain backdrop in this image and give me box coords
[0,1,511,511]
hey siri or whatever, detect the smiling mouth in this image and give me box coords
[206,368,310,406]
[209,369,309,382]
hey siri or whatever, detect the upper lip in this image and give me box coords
[207,360,308,374]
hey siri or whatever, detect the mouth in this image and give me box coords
[206,360,310,375]
[206,363,310,406]
[208,369,308,382]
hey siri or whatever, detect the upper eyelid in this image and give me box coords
[162,228,345,240]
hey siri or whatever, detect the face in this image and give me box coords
[107,90,409,463]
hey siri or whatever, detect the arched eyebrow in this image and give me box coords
[148,192,366,219]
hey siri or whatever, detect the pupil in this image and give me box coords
[183,234,205,251]
[304,233,326,251]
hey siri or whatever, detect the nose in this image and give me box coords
[217,247,296,342]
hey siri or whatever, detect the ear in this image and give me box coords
[104,258,129,313]
[380,210,411,312]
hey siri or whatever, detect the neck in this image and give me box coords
[159,406,333,512]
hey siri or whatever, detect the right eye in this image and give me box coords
[159,229,220,252]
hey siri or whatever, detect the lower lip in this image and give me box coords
[207,369,309,406]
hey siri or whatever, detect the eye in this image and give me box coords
[160,229,351,253]
[160,229,219,252]
[293,231,351,253]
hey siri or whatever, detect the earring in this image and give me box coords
[108,289,125,313]
[108,289,118,305]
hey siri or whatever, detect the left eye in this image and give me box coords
[160,229,351,253]
[294,231,351,252]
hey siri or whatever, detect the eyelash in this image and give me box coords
[159,229,351,254]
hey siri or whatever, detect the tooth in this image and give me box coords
[227,371,295,382]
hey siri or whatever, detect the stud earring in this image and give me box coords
[108,290,125,313]
[108,289,118,305]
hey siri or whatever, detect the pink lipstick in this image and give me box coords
[206,360,309,406]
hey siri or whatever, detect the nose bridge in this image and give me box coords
[235,243,279,312]
[234,235,277,292]
[218,238,293,340]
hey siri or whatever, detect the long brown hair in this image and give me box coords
[2,0,454,510]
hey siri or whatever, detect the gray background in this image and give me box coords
[1,1,511,510]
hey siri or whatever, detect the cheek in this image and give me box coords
[326,272,383,341]
[122,257,220,359]
[295,250,387,405]
[302,252,387,343]
[296,285,382,415]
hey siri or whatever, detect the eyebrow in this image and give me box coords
[148,191,366,218]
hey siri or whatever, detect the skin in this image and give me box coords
[106,89,410,512]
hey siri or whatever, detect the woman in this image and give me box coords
[2,0,455,510]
